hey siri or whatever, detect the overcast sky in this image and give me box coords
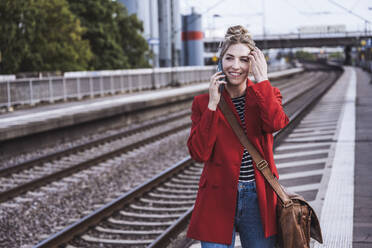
[180,0,372,37]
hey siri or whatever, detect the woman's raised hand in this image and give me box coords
[248,47,268,83]
[208,71,226,111]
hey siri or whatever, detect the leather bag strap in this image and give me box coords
[218,95,293,207]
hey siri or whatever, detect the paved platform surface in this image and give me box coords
[353,67,372,248]
[0,83,207,142]
[0,68,302,142]
[187,67,372,247]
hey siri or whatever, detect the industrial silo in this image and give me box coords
[181,8,204,66]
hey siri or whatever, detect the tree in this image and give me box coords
[24,0,93,72]
[0,0,29,73]
[295,51,316,61]
[0,0,151,74]
[0,0,93,74]
[67,0,151,70]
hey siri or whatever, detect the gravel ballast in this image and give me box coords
[0,128,191,247]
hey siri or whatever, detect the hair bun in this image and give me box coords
[226,25,249,37]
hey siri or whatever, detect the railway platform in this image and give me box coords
[353,67,372,248]
[188,66,372,248]
[0,68,302,142]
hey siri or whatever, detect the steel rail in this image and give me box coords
[34,157,193,248]
[0,111,190,177]
[0,122,190,203]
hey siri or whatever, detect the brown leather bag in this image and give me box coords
[219,96,323,248]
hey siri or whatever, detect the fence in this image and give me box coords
[0,63,292,110]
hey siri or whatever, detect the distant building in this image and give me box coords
[298,25,346,34]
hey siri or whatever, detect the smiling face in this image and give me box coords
[222,43,251,87]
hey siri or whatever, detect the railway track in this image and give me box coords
[0,70,333,205]
[32,67,343,247]
[0,112,191,203]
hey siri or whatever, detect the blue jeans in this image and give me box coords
[201,181,276,248]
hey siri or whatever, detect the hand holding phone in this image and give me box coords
[208,60,226,111]
[217,59,225,93]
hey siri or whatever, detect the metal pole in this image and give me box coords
[110,75,114,94]
[63,77,67,101]
[29,80,34,106]
[139,74,142,91]
[183,15,188,65]
[120,74,124,92]
[262,0,267,50]
[89,77,93,98]
[151,67,156,89]
[170,0,175,85]
[100,76,104,96]
[149,0,156,89]
[49,78,54,103]
[129,74,132,93]
[77,77,81,99]
[6,81,11,110]
[365,20,368,36]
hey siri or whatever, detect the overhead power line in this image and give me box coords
[328,0,371,24]
[328,0,371,34]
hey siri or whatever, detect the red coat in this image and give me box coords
[186,78,289,244]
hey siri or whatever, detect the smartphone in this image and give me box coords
[217,59,225,93]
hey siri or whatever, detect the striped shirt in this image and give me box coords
[231,95,255,182]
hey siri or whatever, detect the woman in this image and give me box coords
[186,25,289,247]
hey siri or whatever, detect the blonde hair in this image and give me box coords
[218,25,255,59]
